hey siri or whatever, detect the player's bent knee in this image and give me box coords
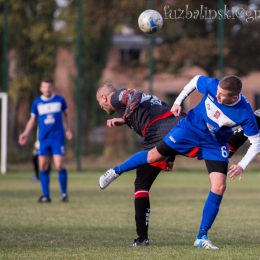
[147,148,165,164]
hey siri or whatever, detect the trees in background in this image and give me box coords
[0,1,57,152]
[0,0,260,159]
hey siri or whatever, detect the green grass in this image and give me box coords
[1,168,260,259]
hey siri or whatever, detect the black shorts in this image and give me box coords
[205,160,228,175]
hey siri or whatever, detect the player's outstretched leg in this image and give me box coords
[99,169,119,189]
[99,151,149,189]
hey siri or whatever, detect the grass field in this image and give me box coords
[1,168,260,259]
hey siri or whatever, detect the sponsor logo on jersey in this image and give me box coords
[141,93,152,103]
[206,104,210,110]
[169,135,176,143]
[204,97,236,128]
[141,93,162,106]
[150,96,162,106]
[44,114,55,124]
[118,90,126,101]
[38,102,62,115]
[214,110,221,119]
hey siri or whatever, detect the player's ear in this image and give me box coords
[232,95,238,102]
[102,94,107,103]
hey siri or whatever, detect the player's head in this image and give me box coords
[96,83,117,115]
[40,78,54,98]
[216,75,242,104]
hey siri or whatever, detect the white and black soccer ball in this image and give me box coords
[138,9,163,34]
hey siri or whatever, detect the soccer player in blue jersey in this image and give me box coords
[99,75,260,249]
[19,78,72,203]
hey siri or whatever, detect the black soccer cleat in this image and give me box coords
[60,194,69,202]
[131,238,150,246]
[37,195,51,203]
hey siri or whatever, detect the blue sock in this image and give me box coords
[58,169,68,195]
[197,191,223,238]
[39,170,50,197]
[113,151,149,175]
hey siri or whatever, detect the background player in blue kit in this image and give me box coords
[19,78,72,203]
[99,75,260,249]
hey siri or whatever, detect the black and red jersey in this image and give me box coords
[111,88,185,150]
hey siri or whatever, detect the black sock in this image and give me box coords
[134,193,150,241]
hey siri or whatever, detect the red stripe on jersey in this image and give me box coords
[228,144,237,152]
[150,161,168,170]
[141,110,173,136]
[123,90,132,105]
[135,190,149,199]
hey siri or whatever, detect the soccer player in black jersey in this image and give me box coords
[96,83,191,246]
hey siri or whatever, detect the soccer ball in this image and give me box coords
[138,9,163,34]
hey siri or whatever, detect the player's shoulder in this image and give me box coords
[32,96,42,105]
[198,75,219,87]
[113,88,132,102]
[238,94,254,111]
[53,94,66,101]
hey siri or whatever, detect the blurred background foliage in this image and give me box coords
[0,0,259,164]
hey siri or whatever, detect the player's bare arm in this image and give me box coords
[18,116,36,146]
[63,110,72,140]
[107,118,125,127]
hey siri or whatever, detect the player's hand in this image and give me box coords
[164,162,174,171]
[171,104,182,116]
[18,133,28,146]
[227,164,243,181]
[107,118,125,127]
[66,130,73,140]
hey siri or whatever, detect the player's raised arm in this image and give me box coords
[171,75,201,116]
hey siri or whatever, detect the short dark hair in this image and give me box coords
[41,78,53,84]
[219,75,242,96]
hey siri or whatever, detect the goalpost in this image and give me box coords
[0,93,7,174]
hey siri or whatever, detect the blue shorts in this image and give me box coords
[163,125,229,162]
[38,139,65,156]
